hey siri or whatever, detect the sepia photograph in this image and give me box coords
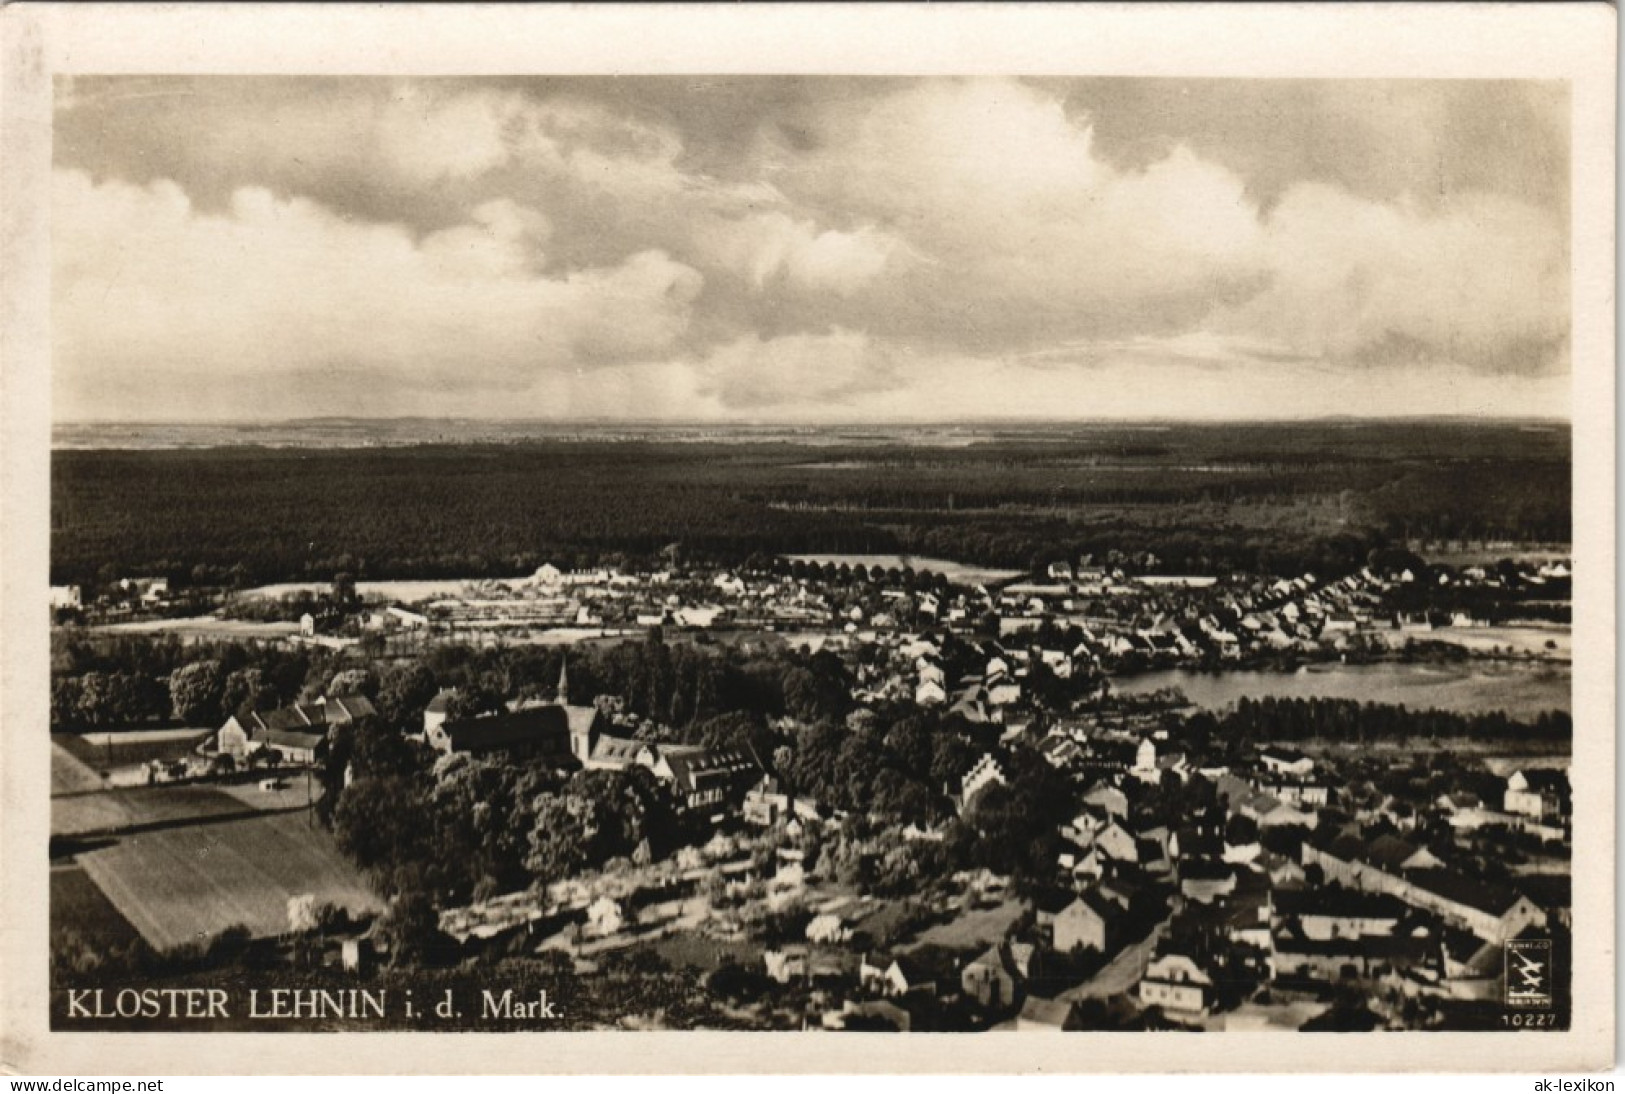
[1,2,1614,1077]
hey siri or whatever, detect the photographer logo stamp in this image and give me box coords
[1505,939,1554,1009]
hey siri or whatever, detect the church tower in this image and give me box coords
[559,655,597,764]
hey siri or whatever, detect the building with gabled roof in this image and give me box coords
[1270,887,1407,941]
[1365,833,1441,873]
[646,744,759,813]
[1269,929,1433,985]
[860,953,937,998]
[260,728,324,764]
[1504,769,1570,821]
[1081,781,1129,820]
[215,692,374,760]
[434,705,579,761]
[961,942,1020,1009]
[959,753,1005,812]
[584,733,649,771]
[1053,891,1120,953]
[1304,833,1547,941]
[1139,952,1215,1017]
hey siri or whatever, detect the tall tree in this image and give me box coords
[376,663,439,730]
[221,667,276,719]
[168,660,226,724]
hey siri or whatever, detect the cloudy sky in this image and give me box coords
[53,76,1570,422]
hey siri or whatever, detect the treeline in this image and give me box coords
[51,634,349,729]
[1210,695,1572,744]
[52,427,1570,586]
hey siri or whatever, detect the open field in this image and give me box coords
[904,897,1024,953]
[237,579,483,603]
[52,785,258,839]
[51,864,143,951]
[55,728,215,769]
[498,627,639,647]
[76,811,383,951]
[90,617,299,640]
[1406,624,1572,660]
[51,743,104,795]
[1114,661,1570,719]
[216,778,317,812]
[644,932,764,973]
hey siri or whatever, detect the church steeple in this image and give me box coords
[557,657,569,706]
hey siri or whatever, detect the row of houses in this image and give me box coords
[1302,832,1545,943]
[216,693,377,763]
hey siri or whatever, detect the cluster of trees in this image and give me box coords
[52,424,1569,587]
[220,582,357,624]
[771,557,951,591]
[954,749,1078,889]
[778,707,983,821]
[49,635,360,730]
[45,623,862,758]
[50,671,169,727]
[301,635,1045,902]
[389,633,856,750]
[1354,460,1570,546]
[1213,695,1572,745]
[325,717,697,910]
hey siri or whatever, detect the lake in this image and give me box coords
[1113,661,1570,720]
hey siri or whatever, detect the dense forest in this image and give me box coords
[51,422,1570,586]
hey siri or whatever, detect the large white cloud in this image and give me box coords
[767,80,1273,345]
[53,169,702,418]
[702,212,899,296]
[1213,184,1568,373]
[52,78,1571,421]
[759,78,1568,383]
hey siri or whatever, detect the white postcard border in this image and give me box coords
[1,2,1614,1074]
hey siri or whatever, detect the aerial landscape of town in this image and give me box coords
[48,422,1574,1033]
[43,74,1577,1036]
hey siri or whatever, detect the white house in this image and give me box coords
[1504,769,1569,821]
[1134,737,1158,773]
[1259,747,1314,778]
[1138,953,1214,1016]
[960,753,1006,810]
